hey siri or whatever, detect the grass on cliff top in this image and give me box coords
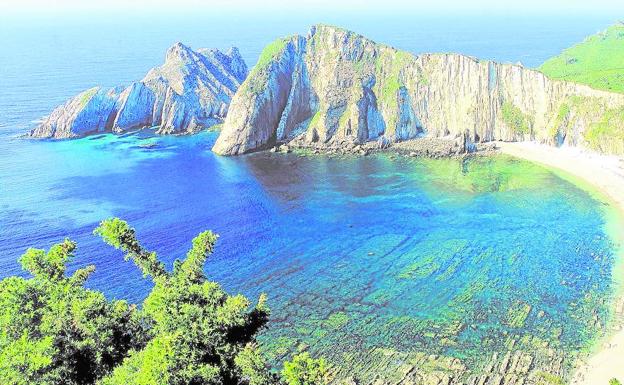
[254,37,292,70]
[539,22,624,93]
[245,36,292,95]
[78,87,99,107]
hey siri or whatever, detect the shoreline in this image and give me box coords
[497,141,624,385]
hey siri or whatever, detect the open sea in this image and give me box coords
[1,10,623,376]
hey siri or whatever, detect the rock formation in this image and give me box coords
[30,43,247,139]
[213,24,624,156]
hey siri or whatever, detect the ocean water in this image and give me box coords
[0,10,623,377]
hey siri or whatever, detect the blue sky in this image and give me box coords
[2,0,623,14]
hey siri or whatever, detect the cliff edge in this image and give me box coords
[213,25,624,156]
[30,44,247,139]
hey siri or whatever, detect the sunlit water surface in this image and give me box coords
[0,131,621,374]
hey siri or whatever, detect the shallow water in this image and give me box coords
[0,131,619,375]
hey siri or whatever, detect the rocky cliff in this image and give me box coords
[30,43,247,139]
[213,24,624,156]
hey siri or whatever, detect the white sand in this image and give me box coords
[498,141,624,385]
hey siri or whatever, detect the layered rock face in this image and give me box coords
[213,24,624,155]
[30,44,248,139]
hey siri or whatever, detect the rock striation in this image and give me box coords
[30,44,248,139]
[213,24,624,156]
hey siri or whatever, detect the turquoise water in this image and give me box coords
[1,11,623,377]
[0,131,619,375]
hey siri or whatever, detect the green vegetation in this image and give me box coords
[246,37,292,95]
[372,49,415,132]
[375,49,413,107]
[309,110,322,130]
[337,108,351,134]
[78,88,99,107]
[255,38,291,70]
[610,378,622,385]
[548,95,624,152]
[501,101,533,135]
[547,103,571,139]
[586,105,624,153]
[0,239,143,385]
[0,218,327,385]
[281,353,327,385]
[539,23,624,93]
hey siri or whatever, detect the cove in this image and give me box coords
[0,131,621,379]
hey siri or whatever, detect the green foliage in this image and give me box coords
[245,37,292,95]
[0,217,325,385]
[255,38,291,71]
[96,219,271,385]
[548,103,571,138]
[501,101,532,135]
[374,49,415,132]
[0,238,144,385]
[309,110,322,129]
[610,378,622,385]
[586,106,624,153]
[236,345,279,385]
[78,88,98,107]
[281,353,328,385]
[539,23,624,93]
[94,218,168,279]
[376,49,413,107]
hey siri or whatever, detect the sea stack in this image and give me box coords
[30,44,248,139]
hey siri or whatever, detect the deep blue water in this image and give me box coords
[0,11,623,373]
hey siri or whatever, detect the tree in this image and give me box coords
[0,239,144,385]
[94,218,272,385]
[0,218,328,385]
[282,353,328,385]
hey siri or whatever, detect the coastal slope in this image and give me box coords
[30,44,247,139]
[213,24,624,156]
[539,22,624,94]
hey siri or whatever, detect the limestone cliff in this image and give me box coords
[213,25,624,156]
[30,44,247,139]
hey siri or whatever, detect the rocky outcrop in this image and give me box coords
[30,44,247,139]
[213,24,624,156]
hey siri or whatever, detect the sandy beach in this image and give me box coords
[498,141,624,385]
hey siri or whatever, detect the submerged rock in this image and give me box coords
[213,24,624,156]
[30,44,248,139]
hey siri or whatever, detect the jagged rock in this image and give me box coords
[213,24,624,156]
[376,136,392,149]
[30,43,248,139]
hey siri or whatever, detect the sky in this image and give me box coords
[1,0,623,16]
